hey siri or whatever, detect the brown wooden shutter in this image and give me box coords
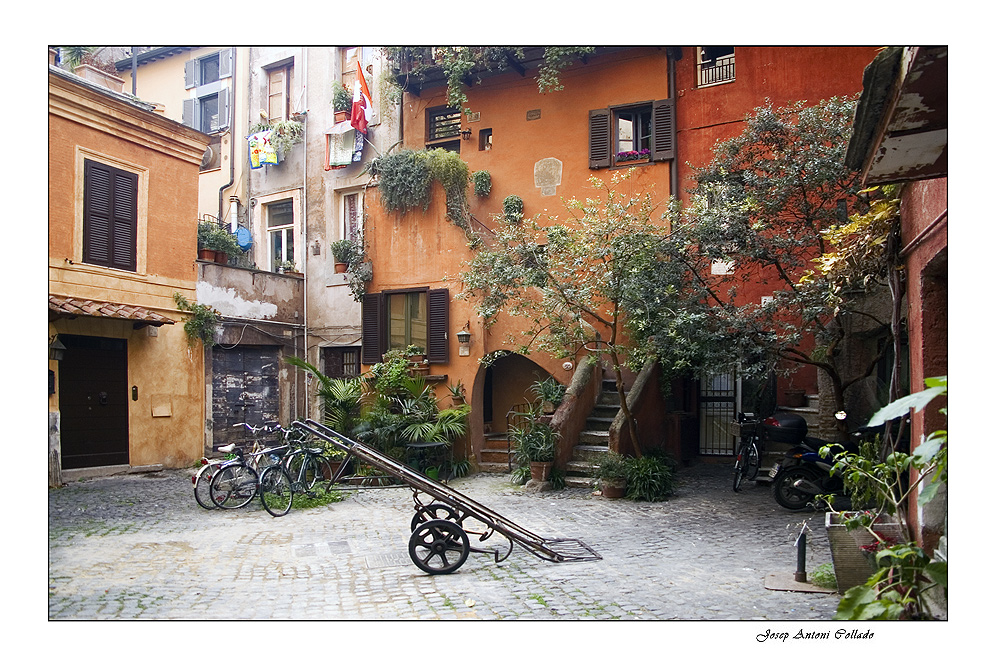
[427,288,450,364]
[361,292,384,364]
[83,160,137,271]
[588,108,611,169]
[651,98,676,162]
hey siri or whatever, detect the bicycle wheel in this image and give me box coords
[286,452,322,491]
[259,465,294,517]
[745,440,760,482]
[193,464,218,510]
[732,450,747,492]
[210,463,259,509]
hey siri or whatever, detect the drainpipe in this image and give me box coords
[668,48,678,201]
[299,47,308,421]
[219,47,237,226]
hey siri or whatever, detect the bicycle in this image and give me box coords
[259,428,338,517]
[732,412,762,492]
[207,423,291,510]
[193,422,285,509]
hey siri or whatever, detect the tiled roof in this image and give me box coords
[49,295,175,326]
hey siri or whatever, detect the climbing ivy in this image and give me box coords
[375,148,470,230]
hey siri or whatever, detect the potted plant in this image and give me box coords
[511,419,556,483]
[330,238,360,273]
[276,260,300,275]
[593,451,628,498]
[821,377,947,619]
[197,221,217,261]
[530,376,565,414]
[471,170,491,197]
[333,83,352,122]
[502,194,524,223]
[198,222,239,265]
[447,380,466,406]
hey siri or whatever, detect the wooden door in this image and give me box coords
[59,335,129,469]
[212,346,280,449]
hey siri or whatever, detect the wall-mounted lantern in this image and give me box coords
[456,323,472,357]
[49,335,67,361]
[461,128,472,140]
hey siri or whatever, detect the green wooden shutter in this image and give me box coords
[589,108,611,169]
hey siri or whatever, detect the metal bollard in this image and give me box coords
[794,523,808,582]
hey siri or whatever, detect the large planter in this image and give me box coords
[600,479,626,498]
[825,512,904,594]
[198,248,216,261]
[529,461,552,482]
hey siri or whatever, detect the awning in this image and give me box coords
[49,294,175,327]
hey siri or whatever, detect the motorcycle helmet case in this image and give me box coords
[764,412,808,444]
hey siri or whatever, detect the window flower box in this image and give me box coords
[615,149,650,163]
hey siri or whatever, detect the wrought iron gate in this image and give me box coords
[699,373,737,456]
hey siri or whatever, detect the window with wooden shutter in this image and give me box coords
[589,108,611,169]
[83,159,137,271]
[360,288,450,364]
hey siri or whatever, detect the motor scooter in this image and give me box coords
[766,411,854,511]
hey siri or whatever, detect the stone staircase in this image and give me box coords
[564,379,621,488]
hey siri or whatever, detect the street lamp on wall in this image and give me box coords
[49,335,66,361]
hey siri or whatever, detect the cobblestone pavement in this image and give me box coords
[49,462,841,621]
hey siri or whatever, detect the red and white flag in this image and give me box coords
[351,60,373,134]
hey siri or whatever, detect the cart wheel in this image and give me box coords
[410,503,461,531]
[408,519,470,575]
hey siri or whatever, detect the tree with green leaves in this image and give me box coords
[654,97,896,432]
[461,168,689,452]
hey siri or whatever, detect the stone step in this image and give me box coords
[579,430,610,445]
[480,444,512,464]
[565,475,597,489]
[478,461,512,474]
[572,443,609,461]
[565,459,598,475]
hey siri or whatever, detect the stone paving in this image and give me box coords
[48,462,841,620]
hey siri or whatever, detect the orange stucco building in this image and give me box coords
[48,65,210,483]
[361,47,880,470]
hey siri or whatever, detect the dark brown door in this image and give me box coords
[212,346,280,449]
[59,335,129,469]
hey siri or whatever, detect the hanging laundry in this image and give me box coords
[352,127,365,163]
[248,130,278,169]
[326,120,355,170]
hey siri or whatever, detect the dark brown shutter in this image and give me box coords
[83,160,137,271]
[588,108,611,169]
[361,293,384,364]
[651,98,676,162]
[427,288,450,364]
[112,170,138,271]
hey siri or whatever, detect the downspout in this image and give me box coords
[299,47,308,420]
[668,48,678,201]
[219,48,237,226]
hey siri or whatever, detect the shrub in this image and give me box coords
[624,455,676,501]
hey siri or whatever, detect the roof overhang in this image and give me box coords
[845,46,947,185]
[113,47,197,72]
[49,295,175,328]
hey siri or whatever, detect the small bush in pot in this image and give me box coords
[594,451,628,498]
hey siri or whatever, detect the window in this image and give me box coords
[267,200,295,270]
[388,292,428,352]
[426,106,461,153]
[183,50,233,133]
[479,128,493,151]
[341,47,360,90]
[362,289,450,364]
[615,106,652,162]
[342,192,362,241]
[324,346,362,380]
[589,99,675,169]
[697,47,735,87]
[82,159,137,271]
[266,63,293,123]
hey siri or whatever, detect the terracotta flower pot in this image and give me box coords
[334,262,349,273]
[215,251,229,266]
[198,248,216,261]
[600,480,626,498]
[529,461,552,482]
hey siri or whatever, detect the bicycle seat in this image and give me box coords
[218,443,239,454]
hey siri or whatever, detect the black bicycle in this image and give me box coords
[732,412,761,492]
